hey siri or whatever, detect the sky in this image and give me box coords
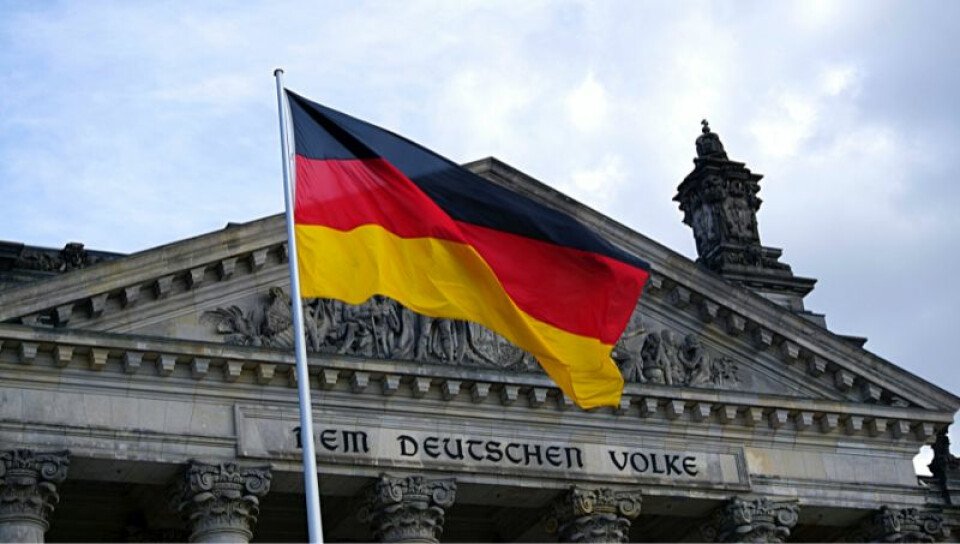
[1,1,958,471]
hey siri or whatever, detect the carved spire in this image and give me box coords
[696,120,729,160]
[544,486,643,543]
[675,120,820,323]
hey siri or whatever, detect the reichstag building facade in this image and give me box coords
[0,125,957,542]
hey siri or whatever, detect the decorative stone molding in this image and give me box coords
[205,289,534,372]
[358,474,457,543]
[702,497,799,543]
[0,325,948,440]
[544,486,642,543]
[847,506,949,543]
[206,289,743,394]
[176,460,271,543]
[0,449,70,542]
[15,242,108,273]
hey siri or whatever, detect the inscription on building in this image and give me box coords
[299,427,701,477]
[240,405,749,489]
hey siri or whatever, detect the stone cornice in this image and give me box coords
[466,157,960,413]
[0,323,950,448]
[0,216,286,324]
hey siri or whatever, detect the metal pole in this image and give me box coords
[273,68,325,544]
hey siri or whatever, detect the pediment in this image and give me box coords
[0,159,956,415]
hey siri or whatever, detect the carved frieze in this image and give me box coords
[176,460,272,543]
[204,288,535,371]
[612,320,739,389]
[358,474,457,543]
[204,288,746,392]
[544,486,643,543]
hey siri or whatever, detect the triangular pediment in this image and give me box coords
[0,158,956,415]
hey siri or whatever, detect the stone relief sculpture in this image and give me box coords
[204,288,737,389]
[17,242,104,272]
[611,315,738,389]
[203,288,535,371]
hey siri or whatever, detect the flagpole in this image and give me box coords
[273,68,325,544]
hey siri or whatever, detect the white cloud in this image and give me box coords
[565,153,627,209]
[565,71,609,133]
[749,92,819,158]
[819,65,859,96]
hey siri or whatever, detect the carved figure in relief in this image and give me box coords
[679,334,711,387]
[639,332,673,385]
[203,289,743,391]
[613,326,646,384]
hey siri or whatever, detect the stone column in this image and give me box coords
[543,486,643,543]
[358,474,457,543]
[176,460,272,543]
[0,449,70,543]
[704,497,799,543]
[852,506,950,543]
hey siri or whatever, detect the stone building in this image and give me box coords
[1,124,958,542]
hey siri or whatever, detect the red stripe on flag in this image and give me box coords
[458,222,648,344]
[294,155,647,342]
[294,156,464,242]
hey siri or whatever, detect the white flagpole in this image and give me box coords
[273,68,325,544]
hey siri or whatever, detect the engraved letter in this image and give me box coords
[423,436,441,458]
[342,431,369,454]
[683,456,699,476]
[320,429,338,451]
[442,438,464,460]
[397,435,418,456]
[485,441,503,462]
[609,450,629,471]
[466,440,484,462]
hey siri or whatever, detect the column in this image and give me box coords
[852,506,949,543]
[543,486,643,543]
[176,460,272,543]
[705,497,799,543]
[359,474,457,543]
[0,449,70,543]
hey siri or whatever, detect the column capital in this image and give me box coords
[359,474,457,543]
[703,496,799,543]
[544,486,643,543]
[176,460,271,543]
[0,449,70,534]
[851,506,949,543]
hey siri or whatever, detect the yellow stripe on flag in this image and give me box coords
[295,223,624,408]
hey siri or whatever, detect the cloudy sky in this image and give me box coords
[2,1,958,468]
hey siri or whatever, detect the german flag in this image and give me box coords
[286,91,650,409]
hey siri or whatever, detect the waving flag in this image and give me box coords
[286,90,650,408]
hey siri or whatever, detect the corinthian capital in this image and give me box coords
[177,460,272,543]
[850,506,949,543]
[544,486,643,543]
[359,474,457,543]
[0,449,70,530]
[704,497,799,543]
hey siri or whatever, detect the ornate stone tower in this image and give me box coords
[675,121,823,325]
